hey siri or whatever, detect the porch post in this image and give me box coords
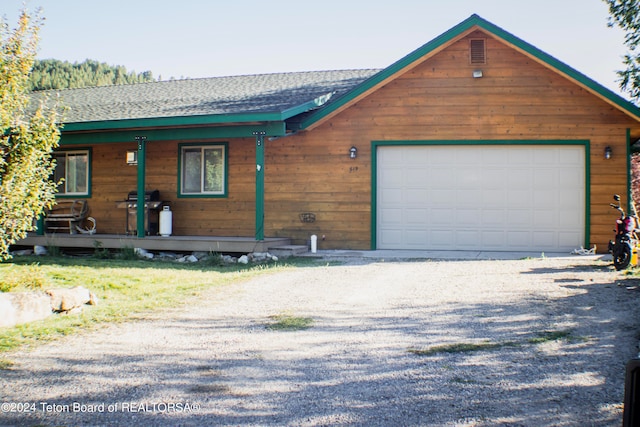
[135,136,147,238]
[253,131,266,241]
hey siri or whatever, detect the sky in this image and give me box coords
[0,0,632,98]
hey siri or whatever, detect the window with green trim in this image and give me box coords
[179,144,227,197]
[53,149,90,196]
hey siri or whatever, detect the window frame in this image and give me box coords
[52,148,92,198]
[178,142,228,198]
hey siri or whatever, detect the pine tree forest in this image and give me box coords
[28,59,155,91]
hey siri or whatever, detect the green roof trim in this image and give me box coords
[60,122,286,145]
[299,14,640,130]
[63,112,289,133]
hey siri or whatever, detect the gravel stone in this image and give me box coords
[1,256,639,426]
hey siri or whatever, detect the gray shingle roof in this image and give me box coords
[31,69,381,124]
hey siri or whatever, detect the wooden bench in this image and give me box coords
[44,200,89,234]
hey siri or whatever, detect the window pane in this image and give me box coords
[183,148,202,193]
[66,153,88,193]
[53,154,66,194]
[204,148,223,193]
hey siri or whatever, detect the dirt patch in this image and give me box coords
[1,257,639,426]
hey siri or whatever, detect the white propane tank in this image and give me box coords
[159,205,172,237]
[310,234,317,253]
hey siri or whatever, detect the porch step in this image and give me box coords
[268,245,309,257]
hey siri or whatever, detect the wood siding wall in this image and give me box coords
[265,30,638,251]
[85,138,257,237]
[66,29,638,252]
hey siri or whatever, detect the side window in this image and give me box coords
[53,149,91,196]
[179,143,227,197]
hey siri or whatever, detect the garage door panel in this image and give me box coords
[406,209,428,224]
[407,230,429,245]
[482,230,506,247]
[431,229,453,247]
[458,190,483,205]
[482,209,505,225]
[533,231,556,247]
[483,169,507,188]
[456,209,481,225]
[533,210,555,227]
[429,168,453,184]
[377,145,585,251]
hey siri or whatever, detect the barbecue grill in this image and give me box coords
[115,190,165,235]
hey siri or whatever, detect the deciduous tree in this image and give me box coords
[603,0,640,100]
[0,9,60,260]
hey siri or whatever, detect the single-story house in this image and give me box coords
[21,14,640,254]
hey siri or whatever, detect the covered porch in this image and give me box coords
[18,233,296,254]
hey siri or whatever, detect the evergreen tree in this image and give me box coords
[28,58,156,91]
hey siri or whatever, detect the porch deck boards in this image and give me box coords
[17,234,291,254]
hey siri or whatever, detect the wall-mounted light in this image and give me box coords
[604,146,612,160]
[349,146,358,159]
[126,150,138,165]
[472,69,483,78]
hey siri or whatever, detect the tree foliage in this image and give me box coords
[603,0,640,100]
[28,59,155,91]
[0,9,60,260]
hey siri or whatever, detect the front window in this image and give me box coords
[53,150,90,196]
[179,144,227,197]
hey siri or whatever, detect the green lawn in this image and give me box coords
[0,254,316,354]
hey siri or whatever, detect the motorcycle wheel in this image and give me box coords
[614,244,632,270]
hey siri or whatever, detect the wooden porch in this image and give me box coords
[16,233,294,254]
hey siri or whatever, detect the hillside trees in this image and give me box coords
[29,59,155,91]
[0,9,61,260]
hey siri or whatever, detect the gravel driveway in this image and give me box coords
[2,255,640,426]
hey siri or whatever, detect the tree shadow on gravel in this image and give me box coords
[2,265,640,426]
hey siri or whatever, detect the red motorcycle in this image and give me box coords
[608,195,637,270]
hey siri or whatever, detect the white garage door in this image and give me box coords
[376,145,585,251]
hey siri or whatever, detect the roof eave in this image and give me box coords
[61,111,290,132]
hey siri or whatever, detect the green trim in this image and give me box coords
[254,131,266,241]
[177,142,229,199]
[370,140,591,250]
[52,148,92,199]
[136,136,146,238]
[59,122,286,145]
[301,14,640,130]
[63,112,293,133]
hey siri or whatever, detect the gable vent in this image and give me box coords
[470,39,486,64]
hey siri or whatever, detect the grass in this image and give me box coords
[408,340,518,356]
[408,329,585,357]
[265,313,314,331]
[0,255,318,355]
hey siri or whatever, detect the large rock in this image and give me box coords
[0,292,52,328]
[46,286,98,313]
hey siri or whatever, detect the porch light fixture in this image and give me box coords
[604,146,612,160]
[472,69,483,78]
[349,146,358,159]
[126,150,138,165]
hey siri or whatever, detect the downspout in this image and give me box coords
[135,136,147,238]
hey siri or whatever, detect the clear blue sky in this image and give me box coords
[1,0,631,97]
